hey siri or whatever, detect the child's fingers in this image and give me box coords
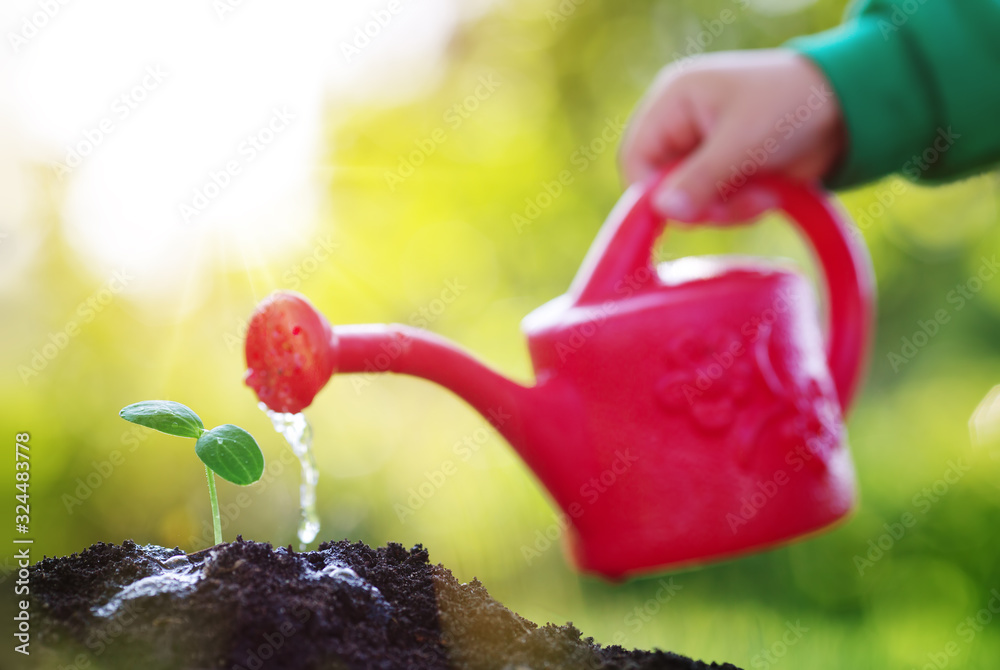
[619,83,702,186]
[700,185,779,223]
[651,112,748,221]
[660,184,776,228]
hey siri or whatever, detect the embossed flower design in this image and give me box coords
[654,328,757,432]
[775,377,841,468]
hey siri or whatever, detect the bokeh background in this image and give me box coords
[4,0,1000,668]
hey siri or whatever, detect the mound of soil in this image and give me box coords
[30,538,742,670]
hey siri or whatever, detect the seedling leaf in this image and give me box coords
[195,425,265,486]
[120,401,205,439]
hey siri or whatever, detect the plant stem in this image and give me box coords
[205,465,222,546]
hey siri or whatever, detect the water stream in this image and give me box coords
[261,404,320,549]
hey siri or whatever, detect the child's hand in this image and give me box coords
[620,49,844,222]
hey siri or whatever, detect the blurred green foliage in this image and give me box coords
[5,1,1000,668]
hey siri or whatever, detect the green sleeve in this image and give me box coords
[786,0,1000,190]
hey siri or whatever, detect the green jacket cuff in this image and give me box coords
[787,16,937,190]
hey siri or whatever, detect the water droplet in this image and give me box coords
[260,402,320,549]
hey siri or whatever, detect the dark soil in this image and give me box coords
[29,538,743,670]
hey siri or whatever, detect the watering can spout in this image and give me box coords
[243,291,566,465]
[332,323,535,440]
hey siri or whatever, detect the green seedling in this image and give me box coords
[119,400,264,546]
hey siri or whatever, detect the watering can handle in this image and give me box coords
[568,166,875,412]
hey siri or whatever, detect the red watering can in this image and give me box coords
[244,167,874,578]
